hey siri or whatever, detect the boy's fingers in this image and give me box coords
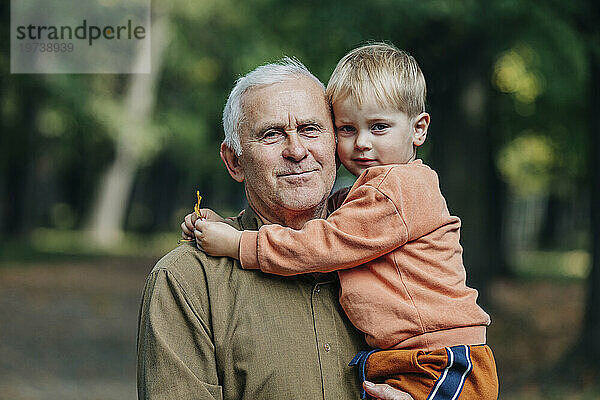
[184,213,195,229]
[199,208,219,221]
[195,219,207,231]
[181,221,192,235]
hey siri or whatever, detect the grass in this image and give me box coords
[511,249,591,280]
[3,229,592,281]
[0,228,182,265]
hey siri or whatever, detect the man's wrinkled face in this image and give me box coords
[237,75,337,221]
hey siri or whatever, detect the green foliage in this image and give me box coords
[0,0,595,233]
[512,249,590,280]
[493,45,545,107]
[497,133,556,196]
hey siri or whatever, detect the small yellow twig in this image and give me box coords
[179,190,203,244]
[194,190,202,217]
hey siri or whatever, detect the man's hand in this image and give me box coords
[194,220,242,259]
[363,381,414,400]
[181,209,226,240]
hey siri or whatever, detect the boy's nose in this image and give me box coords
[354,131,372,151]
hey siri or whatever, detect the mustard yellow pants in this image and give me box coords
[353,345,498,400]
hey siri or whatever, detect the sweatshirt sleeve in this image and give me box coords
[376,164,453,242]
[239,181,409,275]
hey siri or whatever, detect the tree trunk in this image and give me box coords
[432,57,498,304]
[538,194,561,250]
[1,81,41,237]
[554,1,600,382]
[87,12,170,247]
[580,44,600,366]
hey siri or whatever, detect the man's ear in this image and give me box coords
[412,112,430,147]
[220,142,245,182]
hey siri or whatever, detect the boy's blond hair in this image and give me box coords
[326,43,426,117]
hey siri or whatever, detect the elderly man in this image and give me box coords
[137,58,411,400]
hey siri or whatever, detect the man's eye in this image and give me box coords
[371,123,389,132]
[263,131,283,141]
[301,125,321,136]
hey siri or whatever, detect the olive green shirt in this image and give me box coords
[137,208,364,400]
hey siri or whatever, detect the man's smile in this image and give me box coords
[276,169,320,183]
[277,168,319,177]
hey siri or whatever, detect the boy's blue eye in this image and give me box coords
[337,125,355,134]
[371,123,388,131]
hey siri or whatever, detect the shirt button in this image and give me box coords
[324,343,331,352]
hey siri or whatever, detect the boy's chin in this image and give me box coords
[345,165,367,178]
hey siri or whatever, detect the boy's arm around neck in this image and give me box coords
[239,169,409,275]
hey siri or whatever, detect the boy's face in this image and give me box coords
[332,96,428,177]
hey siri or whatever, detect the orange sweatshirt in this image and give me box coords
[239,160,491,351]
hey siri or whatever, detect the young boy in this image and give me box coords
[182,43,498,399]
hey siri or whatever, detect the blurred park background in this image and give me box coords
[1,0,600,399]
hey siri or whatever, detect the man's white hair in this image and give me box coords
[222,57,326,156]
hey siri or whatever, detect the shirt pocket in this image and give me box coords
[202,382,223,400]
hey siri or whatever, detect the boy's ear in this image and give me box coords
[412,112,430,147]
[220,142,245,183]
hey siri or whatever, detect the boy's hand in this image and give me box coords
[181,209,226,240]
[198,208,226,223]
[181,212,199,240]
[194,220,242,259]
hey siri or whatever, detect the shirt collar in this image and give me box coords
[239,207,264,231]
[238,206,337,284]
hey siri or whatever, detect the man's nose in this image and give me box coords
[282,133,309,161]
[355,130,372,151]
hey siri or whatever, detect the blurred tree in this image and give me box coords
[0,78,45,236]
[86,7,171,247]
[584,43,600,374]
[1,0,49,237]
[576,0,600,376]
